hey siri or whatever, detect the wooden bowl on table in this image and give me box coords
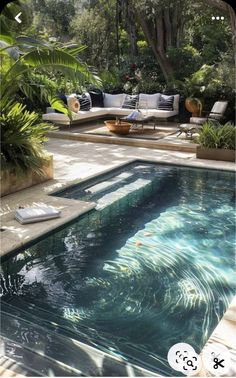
[104,120,132,135]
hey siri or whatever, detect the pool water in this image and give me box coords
[1,162,235,376]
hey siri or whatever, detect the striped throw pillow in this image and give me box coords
[76,93,92,111]
[157,94,174,111]
[122,95,139,109]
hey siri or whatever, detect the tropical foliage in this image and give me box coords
[0,1,103,175]
[17,0,234,118]
[1,101,55,174]
[196,122,236,150]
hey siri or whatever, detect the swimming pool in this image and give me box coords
[1,162,235,376]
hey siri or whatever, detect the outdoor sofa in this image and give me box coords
[42,92,180,126]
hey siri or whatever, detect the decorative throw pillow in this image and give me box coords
[103,93,126,108]
[76,93,92,111]
[122,95,139,109]
[67,96,80,113]
[58,93,67,105]
[138,93,160,109]
[157,94,174,111]
[89,90,104,107]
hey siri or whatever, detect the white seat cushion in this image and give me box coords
[210,101,228,116]
[43,108,109,124]
[105,107,133,116]
[190,117,209,124]
[147,109,178,118]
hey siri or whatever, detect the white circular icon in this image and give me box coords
[202,343,231,376]
[167,343,202,375]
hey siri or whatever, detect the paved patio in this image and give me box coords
[48,120,198,153]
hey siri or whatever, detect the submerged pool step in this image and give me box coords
[1,301,165,376]
[0,335,82,377]
[96,178,152,210]
[85,171,133,194]
[0,355,43,377]
[1,312,85,376]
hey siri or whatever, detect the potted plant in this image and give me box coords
[182,77,203,117]
[196,121,235,162]
[185,97,203,117]
[179,65,215,117]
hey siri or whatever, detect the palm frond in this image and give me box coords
[3,49,101,95]
[1,101,55,175]
[49,96,72,120]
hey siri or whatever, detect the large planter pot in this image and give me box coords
[185,97,202,117]
[196,146,235,162]
[0,155,54,197]
[105,120,132,135]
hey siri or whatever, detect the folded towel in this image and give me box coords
[126,110,139,120]
[15,206,61,224]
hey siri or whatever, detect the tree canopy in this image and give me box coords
[2,0,235,110]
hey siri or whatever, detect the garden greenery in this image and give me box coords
[0,3,102,174]
[1,101,55,175]
[196,122,236,150]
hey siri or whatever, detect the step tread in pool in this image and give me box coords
[0,355,44,377]
[0,334,82,377]
[85,171,133,194]
[1,301,168,376]
[96,178,152,210]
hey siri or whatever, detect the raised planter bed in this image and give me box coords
[196,146,235,162]
[0,155,53,197]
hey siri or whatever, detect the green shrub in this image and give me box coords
[1,101,56,175]
[196,122,236,150]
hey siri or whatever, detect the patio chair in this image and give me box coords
[190,101,228,125]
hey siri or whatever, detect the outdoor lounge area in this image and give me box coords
[0,0,235,377]
[43,92,180,126]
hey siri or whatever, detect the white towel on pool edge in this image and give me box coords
[15,206,61,224]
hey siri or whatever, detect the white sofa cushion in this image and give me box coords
[144,109,178,118]
[139,93,161,109]
[104,93,126,108]
[42,108,109,125]
[105,107,133,116]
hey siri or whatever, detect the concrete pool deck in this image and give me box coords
[0,138,235,376]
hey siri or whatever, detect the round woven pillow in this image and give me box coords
[67,97,80,113]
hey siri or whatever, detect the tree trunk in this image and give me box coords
[138,12,174,82]
[120,0,138,57]
[164,9,172,47]
[226,4,236,66]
